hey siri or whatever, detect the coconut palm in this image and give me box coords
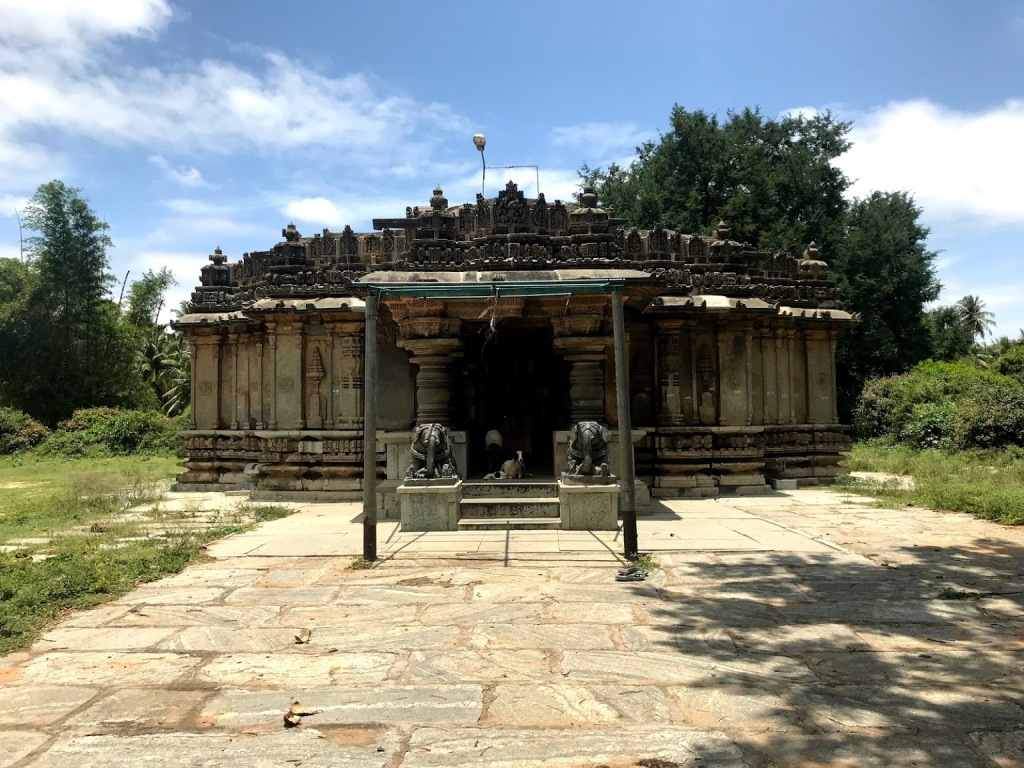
[956,295,996,340]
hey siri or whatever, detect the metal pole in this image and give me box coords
[362,291,379,561]
[480,151,486,198]
[612,288,638,558]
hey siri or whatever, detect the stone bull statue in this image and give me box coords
[563,421,611,478]
[406,423,458,480]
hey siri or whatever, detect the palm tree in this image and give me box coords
[957,295,996,340]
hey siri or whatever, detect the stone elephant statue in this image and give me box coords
[406,423,458,480]
[563,421,611,477]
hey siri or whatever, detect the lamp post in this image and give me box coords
[473,134,486,197]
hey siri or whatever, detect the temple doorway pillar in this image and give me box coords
[399,337,463,425]
[553,336,610,423]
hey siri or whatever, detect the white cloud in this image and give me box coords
[149,155,207,188]
[550,121,651,160]
[0,242,22,261]
[0,0,171,64]
[837,99,1024,226]
[284,197,343,226]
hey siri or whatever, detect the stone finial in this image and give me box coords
[578,186,598,208]
[803,241,820,260]
[282,222,301,242]
[715,220,731,240]
[209,246,226,265]
[430,186,449,211]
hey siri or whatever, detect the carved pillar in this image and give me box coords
[553,336,610,423]
[326,333,335,429]
[255,339,265,429]
[745,332,753,426]
[786,330,796,424]
[829,330,839,424]
[716,327,729,426]
[655,320,685,425]
[400,337,463,425]
[188,336,198,429]
[228,331,240,429]
[267,327,278,430]
[774,330,788,425]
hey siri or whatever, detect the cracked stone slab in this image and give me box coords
[275,605,418,627]
[63,688,210,730]
[204,685,483,727]
[402,650,552,683]
[116,586,227,605]
[224,586,339,605]
[487,684,672,727]
[21,729,400,768]
[310,624,461,652]
[0,731,48,767]
[469,623,616,650]
[158,626,300,653]
[39,626,177,651]
[669,684,800,730]
[418,602,546,625]
[969,730,1024,768]
[20,652,202,687]
[0,686,98,726]
[196,652,397,688]
[107,604,281,628]
[562,650,815,685]
[402,725,745,767]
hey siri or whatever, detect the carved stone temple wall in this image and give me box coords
[174,183,855,505]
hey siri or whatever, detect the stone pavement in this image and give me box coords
[2,487,1024,767]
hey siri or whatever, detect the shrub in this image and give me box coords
[0,408,50,454]
[39,407,181,457]
[994,346,1024,378]
[855,360,1024,451]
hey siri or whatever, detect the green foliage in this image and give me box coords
[0,181,153,425]
[833,192,941,412]
[583,106,851,256]
[994,345,1024,378]
[125,267,176,329]
[925,305,976,363]
[0,407,50,454]
[38,407,182,457]
[854,361,1024,451]
[847,442,1024,525]
[956,295,995,340]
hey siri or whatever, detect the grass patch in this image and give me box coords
[348,558,374,570]
[846,442,1024,525]
[627,553,660,571]
[0,454,295,654]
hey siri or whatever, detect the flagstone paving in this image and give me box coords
[2,486,1024,766]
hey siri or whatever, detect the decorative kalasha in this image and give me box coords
[406,423,459,480]
[563,421,612,478]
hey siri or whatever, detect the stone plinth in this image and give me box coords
[558,479,619,531]
[398,479,462,532]
[553,428,651,512]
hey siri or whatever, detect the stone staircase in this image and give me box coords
[457,480,561,531]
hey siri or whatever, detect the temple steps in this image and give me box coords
[462,481,558,499]
[457,517,561,531]
[459,497,560,519]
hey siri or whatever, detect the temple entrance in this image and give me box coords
[457,322,566,478]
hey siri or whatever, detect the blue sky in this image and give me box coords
[1,0,1022,335]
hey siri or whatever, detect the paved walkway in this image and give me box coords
[2,488,1023,767]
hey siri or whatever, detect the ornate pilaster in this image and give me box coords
[654,320,685,426]
[255,339,265,429]
[327,320,364,428]
[267,329,278,430]
[553,336,610,423]
[399,337,463,425]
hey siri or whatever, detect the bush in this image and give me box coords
[39,407,180,457]
[994,345,1024,378]
[855,360,1024,451]
[0,408,50,454]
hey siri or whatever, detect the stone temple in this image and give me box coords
[174,181,855,525]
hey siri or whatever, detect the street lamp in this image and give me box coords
[473,134,486,197]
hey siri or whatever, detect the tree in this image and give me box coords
[956,295,995,340]
[926,305,975,362]
[582,105,851,256]
[0,181,152,424]
[125,267,176,328]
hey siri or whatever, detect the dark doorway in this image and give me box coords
[457,322,566,477]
